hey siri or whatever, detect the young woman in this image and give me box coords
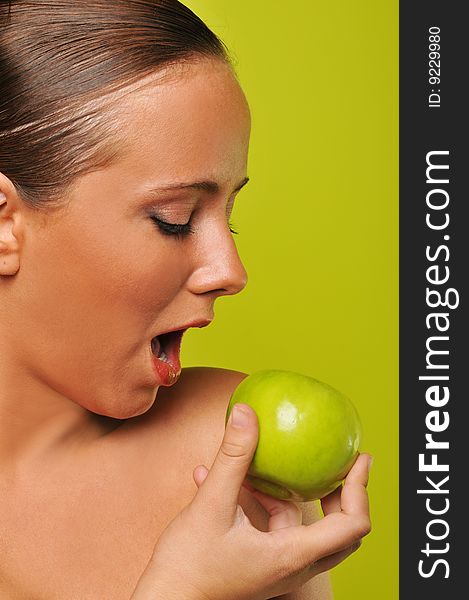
[0,2,372,598]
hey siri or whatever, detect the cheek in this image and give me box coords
[58,217,190,315]
[18,225,191,416]
[127,250,190,315]
[22,216,191,358]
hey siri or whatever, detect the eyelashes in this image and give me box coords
[150,215,239,239]
[150,216,194,237]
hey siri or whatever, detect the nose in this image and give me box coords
[186,224,248,298]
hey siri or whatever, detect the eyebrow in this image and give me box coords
[145,176,250,196]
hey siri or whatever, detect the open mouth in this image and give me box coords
[149,320,211,386]
[151,329,186,361]
[150,329,186,385]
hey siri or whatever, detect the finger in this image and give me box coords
[196,403,259,521]
[193,465,209,487]
[320,485,342,516]
[345,453,372,488]
[339,453,372,518]
[248,488,302,530]
[320,453,371,517]
[273,454,372,565]
[320,452,371,517]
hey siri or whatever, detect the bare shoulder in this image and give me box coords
[132,366,248,478]
[160,365,247,428]
[137,365,247,423]
[163,366,247,460]
[173,365,248,406]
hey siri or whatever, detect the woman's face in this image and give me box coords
[15,58,251,418]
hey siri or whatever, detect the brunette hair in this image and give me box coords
[0,0,230,211]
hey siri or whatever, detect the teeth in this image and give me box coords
[159,350,169,363]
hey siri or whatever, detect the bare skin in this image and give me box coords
[0,58,365,598]
[0,367,334,599]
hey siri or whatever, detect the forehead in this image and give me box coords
[110,59,251,187]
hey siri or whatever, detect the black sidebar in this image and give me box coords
[400,2,466,598]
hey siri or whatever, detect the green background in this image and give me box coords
[182,1,398,598]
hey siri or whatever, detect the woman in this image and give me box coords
[0,1,372,598]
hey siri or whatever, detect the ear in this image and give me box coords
[0,172,22,276]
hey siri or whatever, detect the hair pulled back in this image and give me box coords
[0,0,230,211]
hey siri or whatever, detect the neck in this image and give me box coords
[0,352,122,479]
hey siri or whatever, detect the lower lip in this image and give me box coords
[150,330,185,386]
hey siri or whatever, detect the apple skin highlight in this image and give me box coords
[226,369,362,502]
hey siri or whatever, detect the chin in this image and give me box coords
[86,389,159,420]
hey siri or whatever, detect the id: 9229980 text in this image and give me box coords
[428,26,441,108]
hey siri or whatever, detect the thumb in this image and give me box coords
[197,403,259,519]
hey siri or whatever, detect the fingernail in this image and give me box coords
[367,456,374,473]
[231,404,249,428]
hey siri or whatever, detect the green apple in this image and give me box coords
[225,369,362,502]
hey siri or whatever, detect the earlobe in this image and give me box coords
[0,185,21,277]
[0,237,21,276]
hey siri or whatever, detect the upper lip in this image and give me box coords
[153,319,212,338]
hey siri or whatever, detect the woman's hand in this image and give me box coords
[130,403,372,600]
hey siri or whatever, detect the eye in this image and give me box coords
[150,215,194,239]
[150,215,239,238]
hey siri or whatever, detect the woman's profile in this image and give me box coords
[0,1,371,598]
